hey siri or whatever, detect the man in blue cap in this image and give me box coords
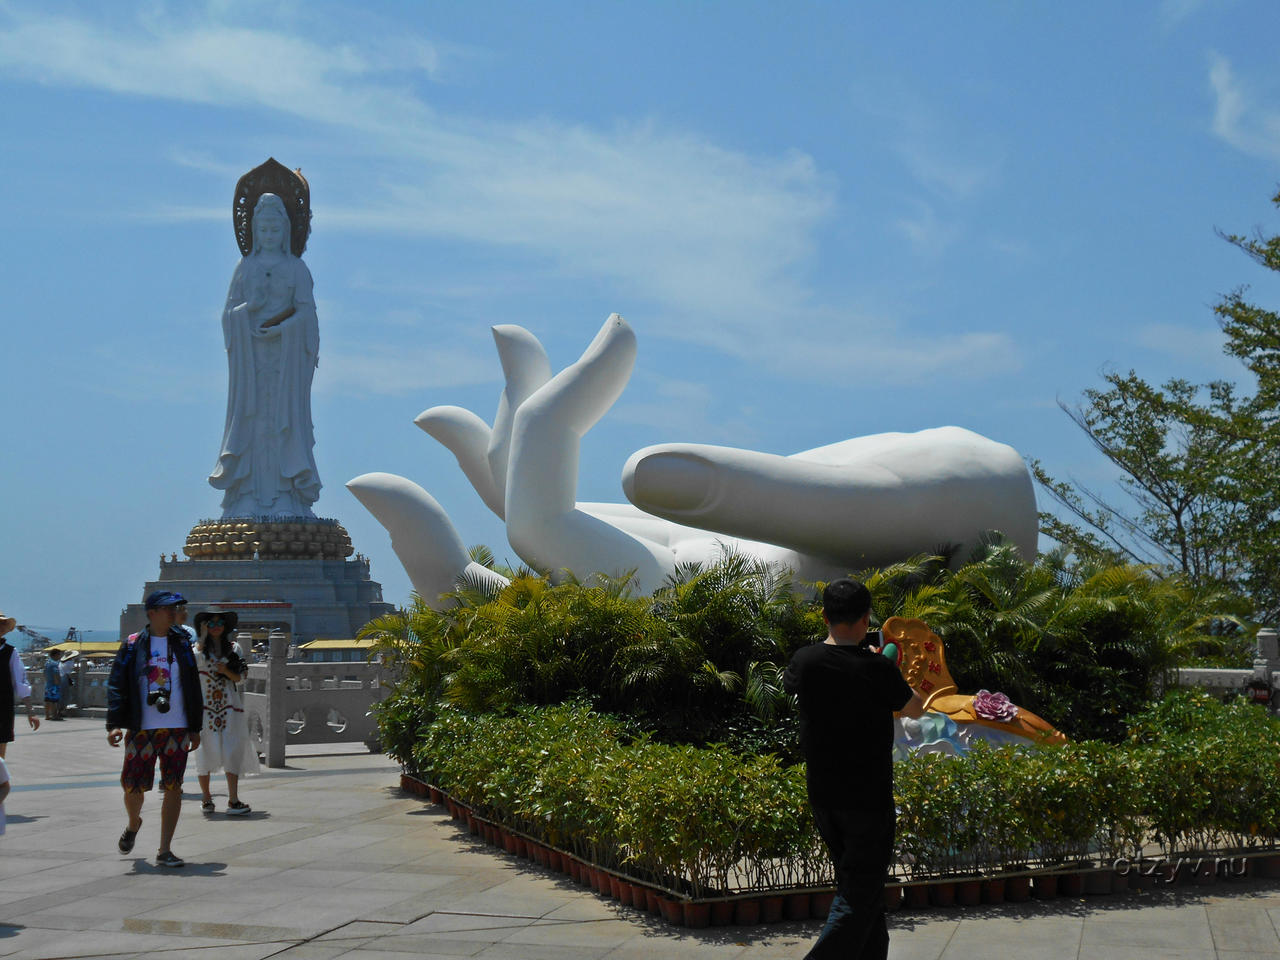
[107,591,204,867]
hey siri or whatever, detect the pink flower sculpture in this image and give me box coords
[973,689,1019,722]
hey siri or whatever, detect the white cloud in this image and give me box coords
[893,199,961,259]
[315,342,495,397]
[1133,322,1241,377]
[1208,52,1280,160]
[611,376,735,441]
[0,4,1016,381]
[1159,0,1211,30]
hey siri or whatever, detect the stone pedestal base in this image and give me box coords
[121,520,394,643]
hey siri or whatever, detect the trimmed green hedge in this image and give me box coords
[404,692,1280,893]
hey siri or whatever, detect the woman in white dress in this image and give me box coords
[191,610,259,815]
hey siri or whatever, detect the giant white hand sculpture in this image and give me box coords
[348,315,1037,606]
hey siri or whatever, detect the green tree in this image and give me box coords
[1036,188,1280,623]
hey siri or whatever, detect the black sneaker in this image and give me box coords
[118,823,140,854]
[156,850,185,868]
[226,800,251,816]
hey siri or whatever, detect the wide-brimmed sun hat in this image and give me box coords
[193,609,239,633]
[0,612,15,637]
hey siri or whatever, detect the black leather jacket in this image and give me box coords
[106,626,204,732]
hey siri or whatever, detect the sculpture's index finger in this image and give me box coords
[518,313,636,437]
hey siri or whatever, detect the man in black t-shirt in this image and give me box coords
[784,578,924,960]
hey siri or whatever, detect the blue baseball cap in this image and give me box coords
[144,590,187,610]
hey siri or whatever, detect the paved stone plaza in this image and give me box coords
[4,717,1280,959]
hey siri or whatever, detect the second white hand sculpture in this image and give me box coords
[348,314,1038,606]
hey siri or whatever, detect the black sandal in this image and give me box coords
[118,821,141,854]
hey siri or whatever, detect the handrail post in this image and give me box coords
[267,632,287,767]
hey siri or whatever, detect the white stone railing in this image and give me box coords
[20,659,109,711]
[1171,628,1278,712]
[21,644,386,766]
[243,636,385,766]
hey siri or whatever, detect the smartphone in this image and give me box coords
[864,629,883,648]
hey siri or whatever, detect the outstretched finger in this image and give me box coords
[621,428,1038,567]
[415,406,503,518]
[346,472,508,607]
[503,315,673,585]
[488,325,552,507]
[508,314,635,515]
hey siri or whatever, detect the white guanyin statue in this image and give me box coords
[348,314,1040,605]
[209,189,321,518]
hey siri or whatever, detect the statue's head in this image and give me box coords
[251,193,291,255]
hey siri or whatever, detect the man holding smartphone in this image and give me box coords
[784,578,925,960]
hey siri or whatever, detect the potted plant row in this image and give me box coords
[395,694,1280,921]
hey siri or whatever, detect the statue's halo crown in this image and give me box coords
[233,158,311,257]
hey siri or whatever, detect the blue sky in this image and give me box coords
[3,1,1278,629]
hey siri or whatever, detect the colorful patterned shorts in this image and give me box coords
[121,728,190,793]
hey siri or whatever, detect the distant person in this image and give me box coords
[0,754,8,837]
[783,578,925,960]
[107,591,203,868]
[191,609,258,815]
[59,651,77,711]
[0,611,40,758]
[43,649,63,721]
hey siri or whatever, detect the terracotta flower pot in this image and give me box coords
[929,881,956,907]
[1083,867,1114,896]
[618,880,635,907]
[1005,875,1032,902]
[608,875,623,900]
[710,901,734,926]
[466,813,478,835]
[1259,853,1280,878]
[760,895,785,922]
[683,902,711,928]
[784,892,810,920]
[1032,873,1058,899]
[981,878,1005,904]
[811,891,836,918]
[904,883,931,909]
[1058,872,1085,897]
[658,896,684,925]
[429,786,443,804]
[955,879,982,906]
[1193,860,1217,886]
[645,889,662,914]
[883,883,903,911]
[733,898,761,925]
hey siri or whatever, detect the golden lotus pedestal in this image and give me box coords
[183,518,354,561]
[118,516,392,644]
